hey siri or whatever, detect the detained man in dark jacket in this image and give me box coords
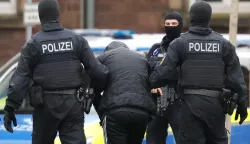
[146,11,183,144]
[94,41,156,144]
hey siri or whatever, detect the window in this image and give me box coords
[0,0,17,15]
[189,0,250,14]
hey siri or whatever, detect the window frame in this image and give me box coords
[0,0,17,15]
[189,0,250,14]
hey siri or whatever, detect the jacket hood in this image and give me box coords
[105,41,129,52]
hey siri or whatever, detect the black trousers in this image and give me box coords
[32,93,86,144]
[102,109,149,144]
[178,94,228,144]
[146,100,181,144]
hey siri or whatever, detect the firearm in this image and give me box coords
[157,86,168,116]
[157,85,177,116]
[80,69,96,114]
[84,85,95,114]
[219,88,239,115]
[228,92,238,115]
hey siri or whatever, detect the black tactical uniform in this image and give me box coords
[150,1,248,144]
[3,0,108,144]
[94,41,156,144]
[146,11,183,144]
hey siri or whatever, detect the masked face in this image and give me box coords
[164,19,181,39]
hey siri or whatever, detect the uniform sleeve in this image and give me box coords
[148,57,163,74]
[147,43,162,73]
[6,40,39,110]
[78,37,108,89]
[223,41,248,104]
[149,39,181,89]
[93,92,103,119]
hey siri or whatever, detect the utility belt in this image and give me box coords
[184,89,220,97]
[183,88,238,115]
[29,85,95,114]
[157,85,179,116]
[44,89,77,95]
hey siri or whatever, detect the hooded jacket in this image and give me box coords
[96,41,156,116]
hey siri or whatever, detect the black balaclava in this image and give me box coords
[38,0,60,24]
[189,1,212,27]
[164,11,183,40]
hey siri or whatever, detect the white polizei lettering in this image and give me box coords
[42,44,47,53]
[57,43,62,51]
[54,43,59,52]
[47,43,54,52]
[70,41,73,50]
[42,41,73,53]
[201,43,205,51]
[206,43,212,52]
[189,42,220,52]
[213,43,219,52]
[189,43,194,51]
[194,43,200,51]
[65,42,71,50]
[60,42,66,51]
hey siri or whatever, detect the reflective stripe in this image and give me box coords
[102,116,108,144]
[159,56,166,65]
[0,97,6,110]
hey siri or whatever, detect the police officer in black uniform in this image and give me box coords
[146,11,183,144]
[94,41,156,144]
[3,0,108,144]
[150,1,248,144]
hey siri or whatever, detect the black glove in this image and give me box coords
[3,105,17,133]
[235,102,248,125]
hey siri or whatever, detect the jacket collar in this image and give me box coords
[41,22,64,32]
[188,25,212,35]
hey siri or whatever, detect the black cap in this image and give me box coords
[38,0,60,24]
[189,1,212,27]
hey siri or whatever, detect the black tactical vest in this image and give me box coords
[180,32,225,89]
[32,29,83,90]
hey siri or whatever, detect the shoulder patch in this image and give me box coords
[159,56,166,65]
[153,48,160,56]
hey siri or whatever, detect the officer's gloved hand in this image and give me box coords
[3,105,17,133]
[235,102,248,125]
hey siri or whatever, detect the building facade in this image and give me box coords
[0,0,82,66]
[0,0,250,66]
